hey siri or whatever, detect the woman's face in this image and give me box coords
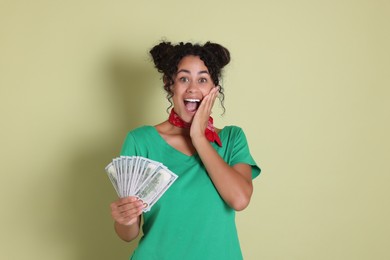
[171,55,216,123]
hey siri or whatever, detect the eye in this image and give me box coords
[198,78,208,83]
[179,77,189,83]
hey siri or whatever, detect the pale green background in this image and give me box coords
[1,0,389,259]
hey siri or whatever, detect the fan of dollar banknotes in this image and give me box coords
[105,156,178,212]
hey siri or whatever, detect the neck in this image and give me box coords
[166,108,222,147]
[167,121,191,135]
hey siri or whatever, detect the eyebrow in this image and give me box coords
[177,69,209,75]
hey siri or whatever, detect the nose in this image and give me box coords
[186,80,198,93]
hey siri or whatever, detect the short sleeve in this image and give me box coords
[120,132,138,156]
[230,127,261,179]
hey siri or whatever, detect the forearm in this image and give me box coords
[114,217,141,242]
[193,136,253,211]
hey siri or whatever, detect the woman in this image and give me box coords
[110,41,261,260]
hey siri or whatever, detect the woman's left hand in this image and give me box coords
[190,86,219,140]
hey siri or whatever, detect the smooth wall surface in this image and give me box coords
[1,1,389,259]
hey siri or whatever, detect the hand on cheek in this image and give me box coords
[190,86,219,139]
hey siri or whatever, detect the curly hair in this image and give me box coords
[149,41,231,114]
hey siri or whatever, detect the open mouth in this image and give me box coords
[184,98,201,112]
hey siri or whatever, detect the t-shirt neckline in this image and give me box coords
[148,125,226,159]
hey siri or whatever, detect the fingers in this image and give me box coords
[190,86,219,139]
[110,196,144,226]
[207,86,219,110]
[198,86,219,114]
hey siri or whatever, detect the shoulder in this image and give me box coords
[219,125,251,146]
[220,125,245,136]
[122,125,156,146]
[126,125,155,138]
[121,125,157,156]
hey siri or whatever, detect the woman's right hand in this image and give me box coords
[110,196,144,226]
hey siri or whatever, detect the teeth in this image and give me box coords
[184,99,200,102]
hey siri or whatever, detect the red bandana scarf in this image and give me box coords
[168,109,222,147]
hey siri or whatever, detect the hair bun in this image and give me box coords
[204,42,231,68]
[149,41,175,73]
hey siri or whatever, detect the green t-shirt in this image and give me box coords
[120,125,260,260]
